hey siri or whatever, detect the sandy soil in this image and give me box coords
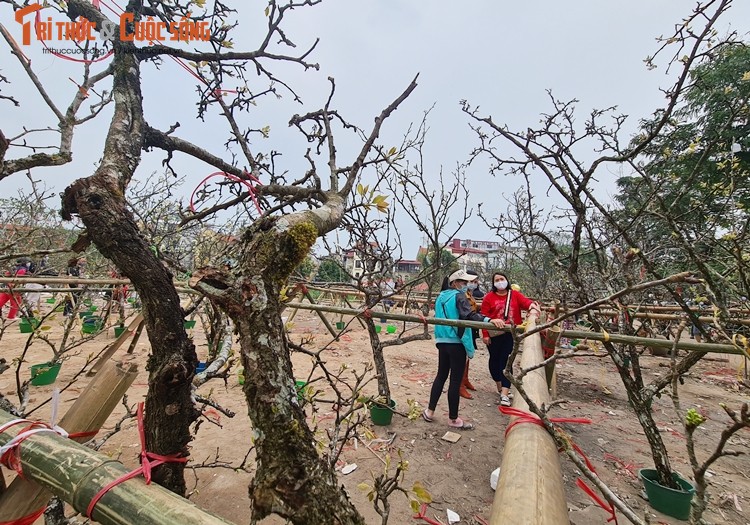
[1,297,749,525]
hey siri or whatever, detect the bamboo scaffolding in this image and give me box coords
[285,302,749,356]
[301,290,339,338]
[490,317,569,525]
[0,361,139,521]
[0,406,234,525]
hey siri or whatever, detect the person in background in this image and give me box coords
[63,257,84,317]
[0,260,28,320]
[458,271,483,400]
[480,271,541,407]
[423,269,505,429]
[24,259,45,314]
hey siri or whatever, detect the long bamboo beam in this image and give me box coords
[491,318,569,524]
[285,302,749,355]
[302,284,431,305]
[0,408,234,525]
[575,310,750,326]
[546,304,750,315]
[0,361,138,521]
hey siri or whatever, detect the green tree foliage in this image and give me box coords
[615,43,750,288]
[416,247,458,291]
[315,258,347,282]
[292,255,317,280]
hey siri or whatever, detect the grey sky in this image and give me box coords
[1,1,748,261]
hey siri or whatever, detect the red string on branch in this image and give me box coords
[189,171,262,217]
[86,402,187,518]
[577,478,619,524]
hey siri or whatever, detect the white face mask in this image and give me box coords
[467,283,477,291]
[494,281,508,291]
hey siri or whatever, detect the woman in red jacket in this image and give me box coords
[480,271,540,406]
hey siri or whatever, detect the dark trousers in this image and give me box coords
[428,343,466,420]
[488,332,514,388]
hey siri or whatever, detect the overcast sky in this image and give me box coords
[1,1,749,261]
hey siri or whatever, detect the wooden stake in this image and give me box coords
[88,314,144,376]
[0,361,139,521]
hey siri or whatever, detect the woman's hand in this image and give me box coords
[489,318,505,329]
[483,337,490,346]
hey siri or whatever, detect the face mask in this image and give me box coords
[458,285,469,293]
[494,281,508,291]
[467,283,477,291]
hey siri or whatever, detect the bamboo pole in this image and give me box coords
[301,290,339,339]
[0,361,139,521]
[285,302,749,356]
[0,407,234,525]
[584,310,750,327]
[88,314,144,376]
[491,318,569,525]
[5,287,196,294]
[302,284,431,305]
[560,328,748,356]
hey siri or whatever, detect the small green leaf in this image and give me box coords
[412,481,432,503]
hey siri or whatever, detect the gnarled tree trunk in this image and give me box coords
[193,208,365,524]
[61,22,196,495]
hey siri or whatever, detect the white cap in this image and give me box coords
[448,269,474,283]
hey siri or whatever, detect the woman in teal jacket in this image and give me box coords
[422,269,505,429]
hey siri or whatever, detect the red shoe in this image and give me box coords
[459,385,473,399]
[462,360,476,391]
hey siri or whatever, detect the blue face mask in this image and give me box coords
[467,283,477,291]
[458,285,469,293]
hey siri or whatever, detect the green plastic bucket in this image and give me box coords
[81,316,104,334]
[335,321,345,330]
[369,399,396,426]
[184,320,196,329]
[295,380,308,402]
[30,362,62,386]
[114,326,127,338]
[386,325,397,334]
[19,318,40,333]
[374,325,382,334]
[639,468,695,520]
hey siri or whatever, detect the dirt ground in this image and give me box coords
[1,297,749,525]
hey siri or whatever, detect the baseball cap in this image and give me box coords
[448,269,473,283]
